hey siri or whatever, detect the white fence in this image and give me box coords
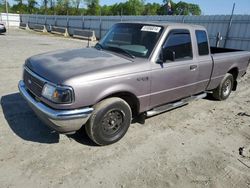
[0,13,20,27]
[19,14,250,51]
[1,13,250,51]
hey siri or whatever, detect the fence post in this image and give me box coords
[20,14,22,24]
[82,16,84,29]
[182,15,185,23]
[28,14,30,27]
[99,16,102,39]
[54,15,57,27]
[45,15,47,27]
[224,3,235,48]
[67,16,69,29]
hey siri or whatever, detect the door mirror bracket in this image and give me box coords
[158,48,176,63]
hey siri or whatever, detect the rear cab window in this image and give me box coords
[195,30,209,56]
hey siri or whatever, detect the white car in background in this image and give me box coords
[0,23,6,33]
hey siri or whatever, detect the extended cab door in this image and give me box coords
[149,29,199,108]
[193,30,213,93]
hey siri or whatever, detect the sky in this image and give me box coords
[100,0,250,15]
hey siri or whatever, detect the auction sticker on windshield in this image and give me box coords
[141,26,161,33]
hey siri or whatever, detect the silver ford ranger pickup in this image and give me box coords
[18,22,250,145]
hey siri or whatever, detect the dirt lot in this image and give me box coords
[0,29,250,188]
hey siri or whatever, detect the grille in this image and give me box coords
[23,68,45,97]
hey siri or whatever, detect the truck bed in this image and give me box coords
[210,47,242,54]
[207,47,250,91]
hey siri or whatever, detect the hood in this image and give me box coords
[25,48,132,84]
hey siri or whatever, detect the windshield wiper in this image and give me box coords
[95,42,103,50]
[105,46,135,59]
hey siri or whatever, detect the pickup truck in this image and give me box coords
[18,22,250,145]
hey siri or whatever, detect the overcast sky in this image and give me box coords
[100,0,250,15]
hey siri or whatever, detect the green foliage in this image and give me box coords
[85,0,100,15]
[55,0,70,15]
[11,0,27,13]
[143,3,161,15]
[27,0,38,13]
[101,0,144,16]
[4,0,201,16]
[162,0,201,15]
[71,0,82,15]
[101,5,112,16]
[174,1,201,15]
[0,0,6,13]
[123,0,144,15]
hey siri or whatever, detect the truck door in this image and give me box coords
[150,29,199,108]
[194,30,213,93]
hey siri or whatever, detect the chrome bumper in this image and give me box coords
[18,80,93,134]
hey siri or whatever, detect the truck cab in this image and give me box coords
[149,24,213,108]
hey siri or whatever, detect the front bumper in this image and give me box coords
[18,80,93,134]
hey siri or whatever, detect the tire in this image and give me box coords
[212,73,234,101]
[85,97,132,146]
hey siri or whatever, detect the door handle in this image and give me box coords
[190,65,197,71]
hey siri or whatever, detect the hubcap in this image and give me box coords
[102,110,124,135]
[222,79,232,96]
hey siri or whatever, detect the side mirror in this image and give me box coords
[164,49,176,62]
[158,48,176,63]
[157,49,164,64]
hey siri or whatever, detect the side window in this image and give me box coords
[195,30,209,55]
[163,30,193,61]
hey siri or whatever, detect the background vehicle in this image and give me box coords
[0,23,6,33]
[19,22,250,145]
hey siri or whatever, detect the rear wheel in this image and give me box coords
[85,97,132,146]
[212,73,234,101]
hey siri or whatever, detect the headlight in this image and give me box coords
[42,83,74,104]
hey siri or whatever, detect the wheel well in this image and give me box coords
[102,92,140,117]
[228,68,238,91]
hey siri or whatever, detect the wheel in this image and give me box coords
[85,97,132,146]
[212,73,234,101]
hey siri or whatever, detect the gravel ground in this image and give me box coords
[0,29,250,188]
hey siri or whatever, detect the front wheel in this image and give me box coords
[85,97,132,146]
[212,73,234,101]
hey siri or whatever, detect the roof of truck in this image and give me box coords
[119,21,206,30]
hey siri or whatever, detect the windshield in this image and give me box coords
[98,23,164,58]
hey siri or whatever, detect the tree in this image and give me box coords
[188,3,201,15]
[163,1,201,15]
[42,0,48,14]
[0,0,7,13]
[12,0,27,13]
[110,3,124,16]
[71,0,82,14]
[143,3,161,15]
[101,5,112,15]
[27,0,37,13]
[123,0,144,15]
[48,0,56,14]
[5,0,201,16]
[85,0,100,15]
[56,0,70,15]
